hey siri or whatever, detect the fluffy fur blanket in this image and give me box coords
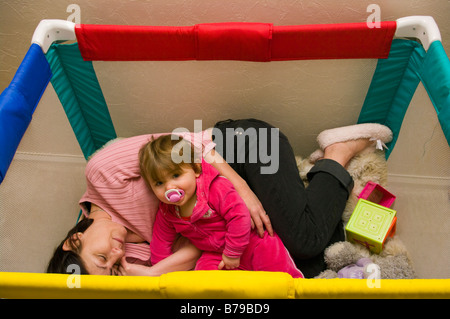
[295,149,416,279]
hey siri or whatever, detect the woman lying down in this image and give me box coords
[47,118,392,278]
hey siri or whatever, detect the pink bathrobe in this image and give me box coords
[150,159,303,278]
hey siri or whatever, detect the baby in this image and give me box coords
[139,134,303,278]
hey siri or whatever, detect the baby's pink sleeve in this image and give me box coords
[209,177,251,258]
[150,208,178,265]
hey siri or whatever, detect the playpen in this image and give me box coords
[0,16,449,298]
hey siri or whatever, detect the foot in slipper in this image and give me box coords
[317,123,393,151]
[309,123,393,164]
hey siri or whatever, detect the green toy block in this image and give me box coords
[345,199,397,254]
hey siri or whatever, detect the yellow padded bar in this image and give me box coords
[159,271,295,299]
[296,278,450,299]
[0,271,162,299]
[1,271,449,299]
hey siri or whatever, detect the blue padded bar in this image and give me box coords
[0,44,52,184]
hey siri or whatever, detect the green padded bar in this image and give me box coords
[358,39,424,158]
[46,43,117,160]
[359,39,450,157]
[419,41,450,147]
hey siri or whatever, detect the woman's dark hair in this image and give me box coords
[46,218,94,274]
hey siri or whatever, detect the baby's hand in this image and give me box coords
[218,254,240,270]
[116,256,150,276]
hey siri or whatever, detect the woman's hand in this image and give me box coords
[238,183,273,238]
[218,254,240,270]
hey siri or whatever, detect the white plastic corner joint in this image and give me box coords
[31,19,76,53]
[395,16,442,51]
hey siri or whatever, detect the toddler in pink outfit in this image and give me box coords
[139,135,303,278]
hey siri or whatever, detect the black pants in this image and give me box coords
[213,119,354,278]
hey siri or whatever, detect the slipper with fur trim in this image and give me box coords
[317,123,393,150]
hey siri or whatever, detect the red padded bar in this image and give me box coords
[75,25,196,61]
[75,21,397,61]
[76,23,272,61]
[272,21,397,60]
[195,23,272,62]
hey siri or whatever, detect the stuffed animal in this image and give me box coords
[297,148,388,224]
[296,148,416,279]
[315,237,416,279]
[336,257,374,279]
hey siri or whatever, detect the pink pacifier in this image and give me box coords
[165,189,185,203]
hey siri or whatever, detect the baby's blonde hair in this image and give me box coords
[139,135,201,186]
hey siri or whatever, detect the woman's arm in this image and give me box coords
[205,149,273,237]
[118,239,201,276]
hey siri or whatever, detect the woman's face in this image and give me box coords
[77,218,127,275]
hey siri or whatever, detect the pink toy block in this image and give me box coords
[358,181,396,208]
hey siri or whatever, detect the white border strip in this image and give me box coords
[388,173,450,187]
[13,152,86,164]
